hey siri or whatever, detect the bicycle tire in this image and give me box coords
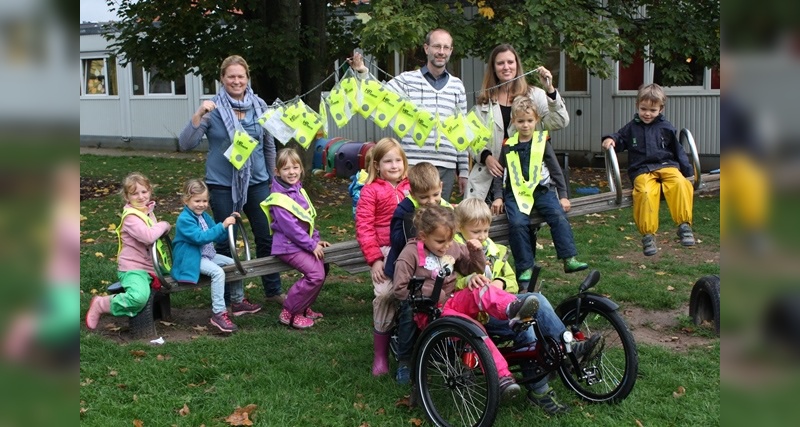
[415,324,500,427]
[558,306,638,403]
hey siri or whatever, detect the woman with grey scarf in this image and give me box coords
[179,55,285,308]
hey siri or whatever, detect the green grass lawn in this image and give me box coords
[80,154,719,426]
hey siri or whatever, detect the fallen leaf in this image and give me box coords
[638,264,646,269]
[80,407,88,417]
[104,323,121,332]
[359,423,370,427]
[192,325,208,332]
[224,404,257,426]
[84,238,95,243]
[109,370,118,377]
[187,380,207,388]
[159,321,176,326]
[179,367,189,373]
[133,394,138,402]
[95,252,105,258]
[655,271,667,276]
[130,350,146,358]
[80,378,94,386]
[395,395,411,408]
[409,418,423,426]
[133,420,144,427]
[375,407,386,415]
[107,223,117,232]
[179,403,190,416]
[156,354,171,361]
[624,236,634,240]
[666,286,675,291]
[635,419,644,427]
[353,402,366,410]
[673,385,686,398]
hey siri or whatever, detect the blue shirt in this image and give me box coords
[420,65,450,91]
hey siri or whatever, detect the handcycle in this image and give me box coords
[392,267,639,427]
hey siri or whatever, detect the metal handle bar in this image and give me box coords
[604,147,623,205]
[228,216,252,275]
[679,128,702,190]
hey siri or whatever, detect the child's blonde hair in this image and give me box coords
[121,172,154,200]
[182,178,208,203]
[407,162,441,196]
[366,137,408,184]
[455,197,492,230]
[414,204,456,238]
[511,96,540,122]
[636,83,667,108]
[275,148,305,180]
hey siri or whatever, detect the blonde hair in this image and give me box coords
[511,96,540,122]
[455,197,492,230]
[275,148,305,180]
[366,137,408,184]
[476,44,529,105]
[182,178,208,203]
[121,172,153,201]
[637,83,667,108]
[414,204,456,238]
[220,55,251,80]
[407,162,441,196]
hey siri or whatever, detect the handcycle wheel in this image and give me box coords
[558,306,639,403]
[415,323,499,427]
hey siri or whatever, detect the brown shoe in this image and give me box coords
[264,293,287,305]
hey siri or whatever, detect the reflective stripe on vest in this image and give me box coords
[409,195,453,209]
[505,131,548,215]
[117,208,171,271]
[260,188,316,236]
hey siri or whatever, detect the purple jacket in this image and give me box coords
[268,178,321,255]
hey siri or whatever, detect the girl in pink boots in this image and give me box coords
[85,172,171,330]
[355,137,411,376]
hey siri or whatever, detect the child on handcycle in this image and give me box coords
[392,204,540,401]
[455,197,601,414]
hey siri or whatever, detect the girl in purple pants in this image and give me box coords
[261,148,330,329]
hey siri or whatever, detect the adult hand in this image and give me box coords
[347,51,368,73]
[458,177,468,196]
[560,197,571,212]
[370,260,387,283]
[491,198,504,215]
[534,66,555,93]
[192,100,216,126]
[485,155,504,177]
[602,138,616,150]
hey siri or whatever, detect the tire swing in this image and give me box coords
[688,275,720,336]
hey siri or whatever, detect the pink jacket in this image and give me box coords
[355,177,410,265]
[117,201,171,274]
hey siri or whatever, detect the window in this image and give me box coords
[81,57,117,96]
[653,55,705,88]
[130,61,187,96]
[202,76,218,95]
[618,51,644,91]
[617,50,718,92]
[540,47,588,93]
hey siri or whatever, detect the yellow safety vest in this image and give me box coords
[505,131,548,215]
[409,195,453,209]
[117,208,171,272]
[453,233,508,281]
[260,188,316,236]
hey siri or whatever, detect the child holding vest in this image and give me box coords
[85,172,171,329]
[172,179,261,333]
[262,148,330,329]
[490,97,587,291]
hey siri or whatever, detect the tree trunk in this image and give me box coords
[300,0,328,168]
[253,0,301,103]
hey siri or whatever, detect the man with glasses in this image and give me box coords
[351,28,469,202]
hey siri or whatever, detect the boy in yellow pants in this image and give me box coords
[602,84,695,256]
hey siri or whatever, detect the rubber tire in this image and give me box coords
[689,275,720,336]
[128,292,157,339]
[415,324,499,427]
[558,306,638,403]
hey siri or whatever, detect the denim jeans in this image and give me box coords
[505,186,578,274]
[394,300,415,362]
[200,254,243,314]
[208,181,282,299]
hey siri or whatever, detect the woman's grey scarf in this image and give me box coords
[213,86,266,211]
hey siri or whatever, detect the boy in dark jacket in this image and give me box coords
[602,83,695,256]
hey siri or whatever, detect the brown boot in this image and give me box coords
[85,295,112,329]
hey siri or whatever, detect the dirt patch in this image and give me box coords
[621,304,716,352]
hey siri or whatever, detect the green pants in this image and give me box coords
[111,270,152,317]
[36,284,79,345]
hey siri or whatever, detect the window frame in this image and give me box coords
[130,62,188,97]
[80,56,118,97]
[616,47,720,96]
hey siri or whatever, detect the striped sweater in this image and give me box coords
[382,70,470,176]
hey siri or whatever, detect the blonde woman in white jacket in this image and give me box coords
[466,44,570,208]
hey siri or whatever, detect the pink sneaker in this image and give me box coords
[278,309,314,329]
[304,307,323,319]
